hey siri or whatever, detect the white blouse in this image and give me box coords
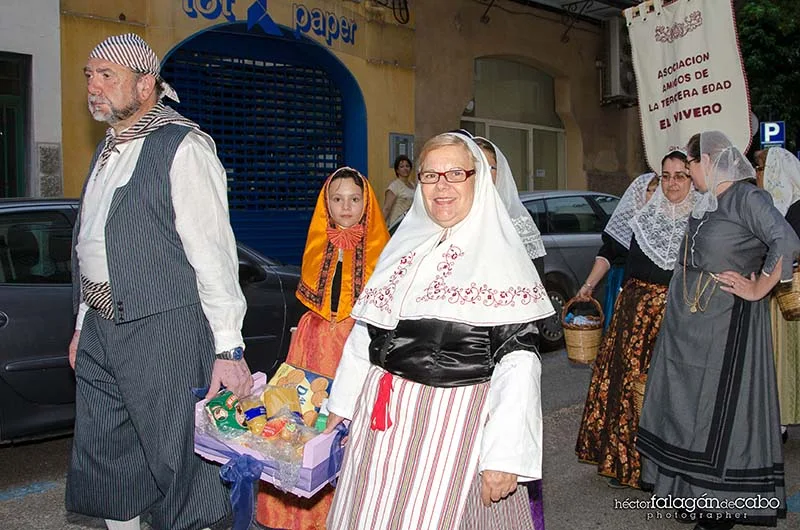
[327,321,543,481]
[75,131,246,353]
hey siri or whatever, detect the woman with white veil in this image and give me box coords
[637,131,799,530]
[578,172,660,330]
[758,146,800,438]
[324,132,553,529]
[471,135,546,530]
[471,137,546,261]
[575,151,695,490]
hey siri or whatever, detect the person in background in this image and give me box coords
[257,167,389,529]
[324,132,554,529]
[472,136,546,276]
[757,146,800,443]
[67,34,251,530]
[575,150,695,489]
[638,131,798,530]
[383,154,415,226]
[604,175,660,330]
[579,172,660,330]
[470,134,546,530]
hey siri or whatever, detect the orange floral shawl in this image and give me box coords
[296,168,390,322]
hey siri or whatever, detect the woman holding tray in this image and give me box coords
[256,167,389,529]
[324,132,554,529]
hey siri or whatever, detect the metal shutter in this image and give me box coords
[162,27,345,264]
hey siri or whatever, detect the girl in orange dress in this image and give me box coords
[256,167,389,530]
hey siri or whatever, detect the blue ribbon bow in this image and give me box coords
[220,454,264,530]
[328,422,349,488]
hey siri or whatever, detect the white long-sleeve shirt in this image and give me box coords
[327,321,543,481]
[75,130,247,353]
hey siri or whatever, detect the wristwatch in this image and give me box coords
[215,346,245,361]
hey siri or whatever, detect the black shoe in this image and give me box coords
[782,428,789,444]
[606,477,629,489]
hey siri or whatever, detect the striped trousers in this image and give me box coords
[65,305,231,530]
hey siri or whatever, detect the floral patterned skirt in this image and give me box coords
[575,277,668,488]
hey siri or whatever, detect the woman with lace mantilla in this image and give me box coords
[323,133,554,529]
[575,150,696,490]
[637,131,799,530]
[757,146,800,443]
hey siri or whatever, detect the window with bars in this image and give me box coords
[162,50,345,213]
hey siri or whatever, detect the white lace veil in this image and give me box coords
[631,181,697,271]
[603,173,658,249]
[690,130,755,219]
[763,147,800,216]
[472,136,546,259]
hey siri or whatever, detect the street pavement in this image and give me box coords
[0,348,797,529]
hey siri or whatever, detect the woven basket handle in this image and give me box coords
[561,296,604,325]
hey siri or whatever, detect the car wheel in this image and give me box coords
[539,286,567,352]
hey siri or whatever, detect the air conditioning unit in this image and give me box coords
[602,16,638,106]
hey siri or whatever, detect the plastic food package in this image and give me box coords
[204,390,247,433]
[239,395,268,435]
[268,363,333,424]
[261,385,302,418]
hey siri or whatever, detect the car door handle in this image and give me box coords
[0,311,7,328]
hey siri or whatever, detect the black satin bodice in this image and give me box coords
[367,319,539,388]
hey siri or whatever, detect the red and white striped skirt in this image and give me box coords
[327,366,534,530]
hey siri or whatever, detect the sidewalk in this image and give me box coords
[540,404,799,529]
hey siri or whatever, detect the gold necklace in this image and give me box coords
[682,233,718,313]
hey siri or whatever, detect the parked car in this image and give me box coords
[0,198,306,442]
[519,191,620,350]
[387,190,620,351]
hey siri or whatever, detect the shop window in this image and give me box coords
[462,58,565,191]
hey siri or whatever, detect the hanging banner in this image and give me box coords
[624,0,751,171]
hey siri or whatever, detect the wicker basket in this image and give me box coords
[562,297,604,364]
[632,373,648,417]
[774,267,800,321]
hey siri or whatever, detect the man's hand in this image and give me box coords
[205,358,252,399]
[480,470,518,506]
[68,330,80,370]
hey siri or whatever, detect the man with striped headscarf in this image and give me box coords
[65,34,251,530]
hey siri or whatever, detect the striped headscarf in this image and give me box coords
[96,102,200,172]
[89,33,179,102]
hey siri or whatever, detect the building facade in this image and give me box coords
[0,0,62,198]
[59,0,414,262]
[414,0,645,195]
[3,0,646,263]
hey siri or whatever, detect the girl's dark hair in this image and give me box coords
[393,155,412,174]
[472,137,496,158]
[661,150,687,167]
[687,133,701,160]
[329,168,364,190]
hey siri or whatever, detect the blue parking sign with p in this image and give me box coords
[761,121,786,147]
